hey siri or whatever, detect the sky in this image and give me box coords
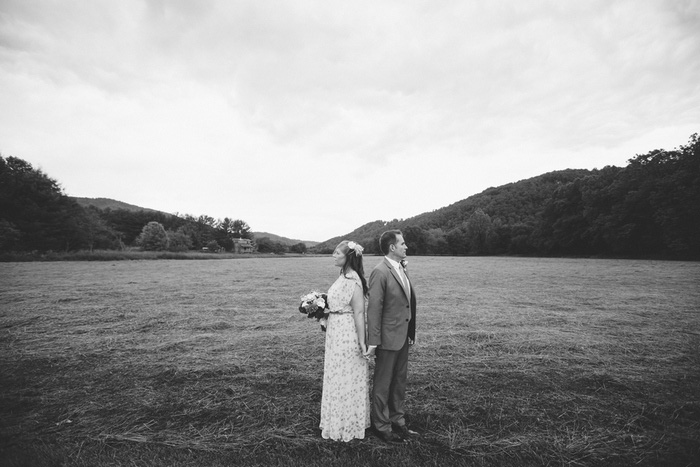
[1,1,699,242]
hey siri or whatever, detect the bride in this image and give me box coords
[319,240,371,441]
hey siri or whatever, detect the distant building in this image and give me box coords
[233,238,254,254]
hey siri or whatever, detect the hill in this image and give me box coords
[72,198,319,247]
[72,197,163,214]
[3,132,698,259]
[313,133,699,259]
[252,232,318,248]
[313,169,591,254]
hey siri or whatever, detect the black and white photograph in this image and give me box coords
[1,1,699,466]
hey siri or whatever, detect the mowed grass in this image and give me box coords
[1,256,699,466]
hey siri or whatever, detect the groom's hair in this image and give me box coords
[379,230,403,256]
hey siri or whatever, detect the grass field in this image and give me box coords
[1,256,699,466]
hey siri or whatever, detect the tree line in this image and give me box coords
[0,156,255,253]
[3,132,698,259]
[314,133,700,260]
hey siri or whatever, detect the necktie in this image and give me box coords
[399,265,410,298]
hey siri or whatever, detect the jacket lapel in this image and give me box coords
[384,258,410,301]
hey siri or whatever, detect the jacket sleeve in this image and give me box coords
[366,266,385,346]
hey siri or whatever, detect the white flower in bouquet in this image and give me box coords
[298,291,330,331]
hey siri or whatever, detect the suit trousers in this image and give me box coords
[372,337,409,433]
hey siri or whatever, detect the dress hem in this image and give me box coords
[320,426,370,442]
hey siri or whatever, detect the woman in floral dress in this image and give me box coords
[319,240,371,441]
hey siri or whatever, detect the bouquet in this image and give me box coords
[299,291,330,331]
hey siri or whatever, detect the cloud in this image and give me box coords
[1,0,699,240]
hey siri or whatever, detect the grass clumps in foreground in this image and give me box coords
[0,256,699,466]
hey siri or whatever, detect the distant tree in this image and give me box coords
[425,228,448,255]
[98,208,178,246]
[466,209,493,255]
[446,226,469,255]
[625,134,700,258]
[216,234,234,252]
[205,240,222,252]
[256,237,287,254]
[290,242,307,254]
[231,219,253,239]
[314,245,334,255]
[0,219,20,251]
[78,207,115,251]
[0,155,92,251]
[540,181,590,255]
[214,217,253,251]
[506,222,536,255]
[136,221,169,251]
[403,225,428,255]
[198,215,217,228]
[178,214,217,249]
[167,228,193,252]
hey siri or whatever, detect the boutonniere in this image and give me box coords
[400,260,408,269]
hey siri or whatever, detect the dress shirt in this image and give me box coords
[385,256,410,296]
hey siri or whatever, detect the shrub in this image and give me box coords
[136,221,169,251]
[205,240,222,252]
[167,229,192,252]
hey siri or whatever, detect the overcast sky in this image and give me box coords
[1,1,699,242]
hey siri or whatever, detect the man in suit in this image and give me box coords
[366,230,418,443]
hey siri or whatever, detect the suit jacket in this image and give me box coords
[367,258,417,351]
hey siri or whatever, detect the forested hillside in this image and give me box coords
[0,156,319,255]
[314,133,700,260]
[252,232,319,248]
[0,156,253,253]
[2,133,698,259]
[72,197,161,213]
[71,199,315,251]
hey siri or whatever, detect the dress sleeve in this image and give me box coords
[348,270,363,290]
[334,271,362,312]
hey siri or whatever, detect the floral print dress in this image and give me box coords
[319,270,371,441]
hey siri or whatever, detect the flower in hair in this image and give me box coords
[347,241,364,256]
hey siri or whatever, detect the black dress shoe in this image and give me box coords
[375,429,405,443]
[393,424,419,439]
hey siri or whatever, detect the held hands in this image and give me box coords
[362,344,376,360]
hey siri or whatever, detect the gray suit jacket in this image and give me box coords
[367,258,417,351]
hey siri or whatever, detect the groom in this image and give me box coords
[366,230,418,443]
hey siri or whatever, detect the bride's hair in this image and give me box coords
[336,240,368,295]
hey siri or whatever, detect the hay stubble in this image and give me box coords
[1,257,699,466]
